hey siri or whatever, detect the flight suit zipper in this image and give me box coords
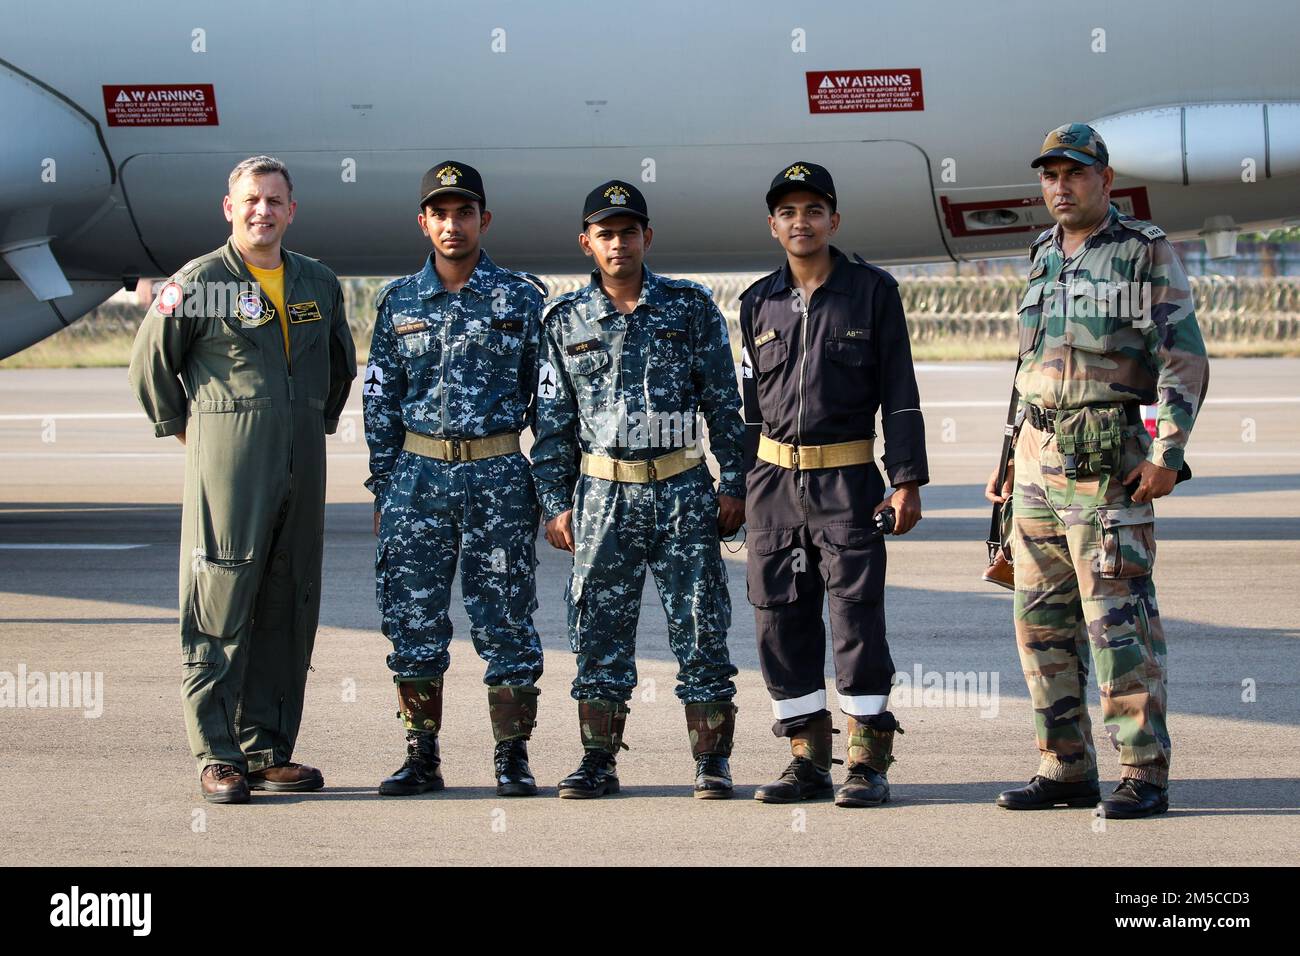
[796,293,810,503]
[283,270,296,484]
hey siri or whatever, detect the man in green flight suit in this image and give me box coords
[129,155,357,804]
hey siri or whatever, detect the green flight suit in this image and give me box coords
[128,237,357,773]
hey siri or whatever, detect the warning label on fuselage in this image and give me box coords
[806,70,924,113]
[102,85,219,126]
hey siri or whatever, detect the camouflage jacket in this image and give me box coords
[363,250,544,499]
[530,266,747,521]
[1015,205,1210,470]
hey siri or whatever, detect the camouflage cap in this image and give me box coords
[1030,123,1109,168]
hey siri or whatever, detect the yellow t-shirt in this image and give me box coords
[245,261,289,359]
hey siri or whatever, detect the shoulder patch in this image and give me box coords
[1117,217,1166,241]
[375,275,415,311]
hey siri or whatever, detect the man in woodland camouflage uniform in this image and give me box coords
[986,125,1209,818]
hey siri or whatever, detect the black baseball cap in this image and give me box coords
[419,161,485,208]
[582,180,649,226]
[766,161,836,211]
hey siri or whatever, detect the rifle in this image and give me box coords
[982,375,1020,591]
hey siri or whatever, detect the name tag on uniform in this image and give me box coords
[754,329,777,347]
[654,328,686,341]
[287,301,322,324]
[567,339,600,355]
[393,317,430,336]
[492,318,524,332]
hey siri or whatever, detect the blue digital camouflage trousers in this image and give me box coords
[566,464,737,704]
[377,450,542,685]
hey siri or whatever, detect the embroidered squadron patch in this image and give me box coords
[156,281,183,316]
[237,291,272,326]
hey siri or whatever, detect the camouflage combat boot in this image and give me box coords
[685,701,736,799]
[557,699,628,799]
[379,677,444,796]
[754,713,834,803]
[488,685,540,797]
[835,712,902,808]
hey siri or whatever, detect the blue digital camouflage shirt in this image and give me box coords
[363,250,543,499]
[530,266,746,521]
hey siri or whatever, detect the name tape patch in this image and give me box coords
[288,301,322,324]
[393,318,429,336]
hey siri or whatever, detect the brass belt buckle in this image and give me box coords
[448,438,463,461]
[790,446,800,469]
[646,459,657,481]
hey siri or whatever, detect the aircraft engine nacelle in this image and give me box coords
[1093,102,1300,185]
[0,61,117,356]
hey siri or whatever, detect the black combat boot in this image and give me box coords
[379,730,444,796]
[1098,778,1168,818]
[557,699,627,799]
[379,677,444,796]
[488,685,540,797]
[755,713,834,803]
[685,701,737,799]
[835,712,903,808]
[996,776,1101,810]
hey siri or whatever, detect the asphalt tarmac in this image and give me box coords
[1,360,1296,865]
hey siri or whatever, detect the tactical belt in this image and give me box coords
[402,430,521,462]
[580,448,701,483]
[1026,403,1141,433]
[758,434,876,471]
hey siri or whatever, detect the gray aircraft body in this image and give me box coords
[2,0,1298,356]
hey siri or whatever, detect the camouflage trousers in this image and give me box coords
[566,465,737,704]
[1012,419,1170,786]
[376,450,542,686]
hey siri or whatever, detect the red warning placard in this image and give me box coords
[102,84,219,126]
[806,70,924,114]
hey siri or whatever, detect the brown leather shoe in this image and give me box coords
[201,764,250,804]
[246,762,325,792]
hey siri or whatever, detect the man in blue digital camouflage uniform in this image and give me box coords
[531,180,747,799]
[364,162,547,798]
